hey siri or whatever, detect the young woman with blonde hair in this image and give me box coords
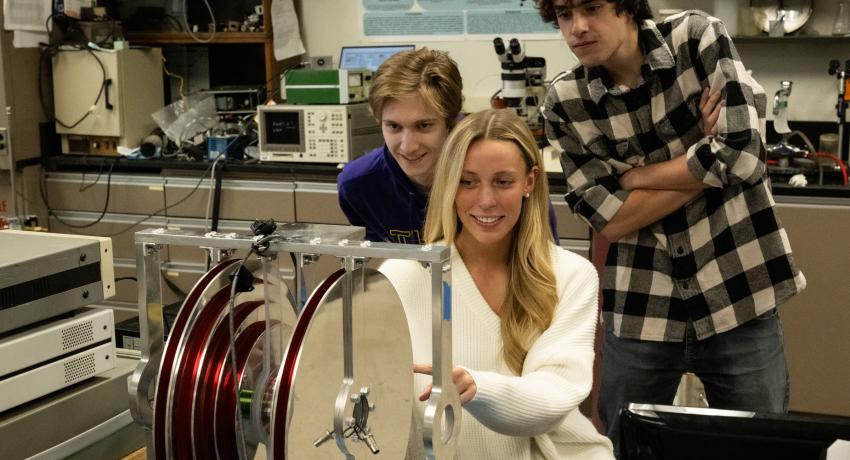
[381,109,614,459]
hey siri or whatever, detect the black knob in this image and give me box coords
[829,59,840,75]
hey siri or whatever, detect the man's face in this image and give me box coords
[381,93,449,190]
[554,0,635,68]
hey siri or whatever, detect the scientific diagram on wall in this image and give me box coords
[361,0,560,39]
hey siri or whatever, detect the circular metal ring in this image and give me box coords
[270,268,414,459]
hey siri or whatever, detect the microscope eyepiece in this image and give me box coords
[493,37,505,55]
[509,38,521,55]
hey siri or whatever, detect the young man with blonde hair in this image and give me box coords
[338,48,559,244]
[338,48,464,244]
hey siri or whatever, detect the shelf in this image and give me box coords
[733,34,850,43]
[124,31,270,45]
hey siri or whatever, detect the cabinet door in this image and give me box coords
[163,176,296,221]
[44,172,165,215]
[551,196,591,240]
[775,201,850,416]
[294,181,348,225]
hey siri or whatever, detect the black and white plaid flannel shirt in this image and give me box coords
[543,10,806,342]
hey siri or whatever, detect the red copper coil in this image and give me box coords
[213,321,267,458]
[270,269,344,459]
[169,283,235,459]
[153,259,238,460]
[191,299,263,458]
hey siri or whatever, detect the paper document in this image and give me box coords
[271,0,305,61]
[13,30,47,48]
[3,0,51,32]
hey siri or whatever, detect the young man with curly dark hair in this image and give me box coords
[537,0,806,456]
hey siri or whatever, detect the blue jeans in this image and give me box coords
[598,309,789,457]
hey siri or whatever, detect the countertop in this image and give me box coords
[44,155,850,200]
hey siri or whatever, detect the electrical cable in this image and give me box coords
[162,56,186,100]
[40,157,116,229]
[224,245,271,449]
[39,13,118,130]
[98,163,215,238]
[182,0,217,43]
[813,152,849,185]
[38,44,110,130]
[114,270,188,301]
[43,158,212,237]
[204,154,225,232]
[79,159,109,192]
[160,269,189,298]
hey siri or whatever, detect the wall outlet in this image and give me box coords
[310,56,333,69]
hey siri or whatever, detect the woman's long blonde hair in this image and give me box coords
[424,109,557,375]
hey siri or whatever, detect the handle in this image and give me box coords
[104,79,113,110]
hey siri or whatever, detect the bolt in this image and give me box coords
[79,253,87,262]
[312,430,333,447]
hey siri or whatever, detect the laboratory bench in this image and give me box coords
[39,154,850,420]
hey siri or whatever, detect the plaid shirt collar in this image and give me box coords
[586,20,677,104]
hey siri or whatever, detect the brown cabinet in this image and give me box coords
[294,181,349,225]
[44,172,166,215]
[775,198,850,417]
[162,176,296,221]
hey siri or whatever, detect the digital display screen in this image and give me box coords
[265,111,301,145]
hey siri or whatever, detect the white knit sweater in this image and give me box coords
[380,244,614,459]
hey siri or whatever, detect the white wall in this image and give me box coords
[299,0,578,112]
[299,0,849,122]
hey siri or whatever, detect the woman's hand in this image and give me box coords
[413,364,477,404]
[699,87,724,136]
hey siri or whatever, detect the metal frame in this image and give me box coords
[127,226,460,459]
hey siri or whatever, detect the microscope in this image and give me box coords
[492,37,547,140]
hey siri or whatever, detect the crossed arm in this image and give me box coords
[598,89,723,241]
